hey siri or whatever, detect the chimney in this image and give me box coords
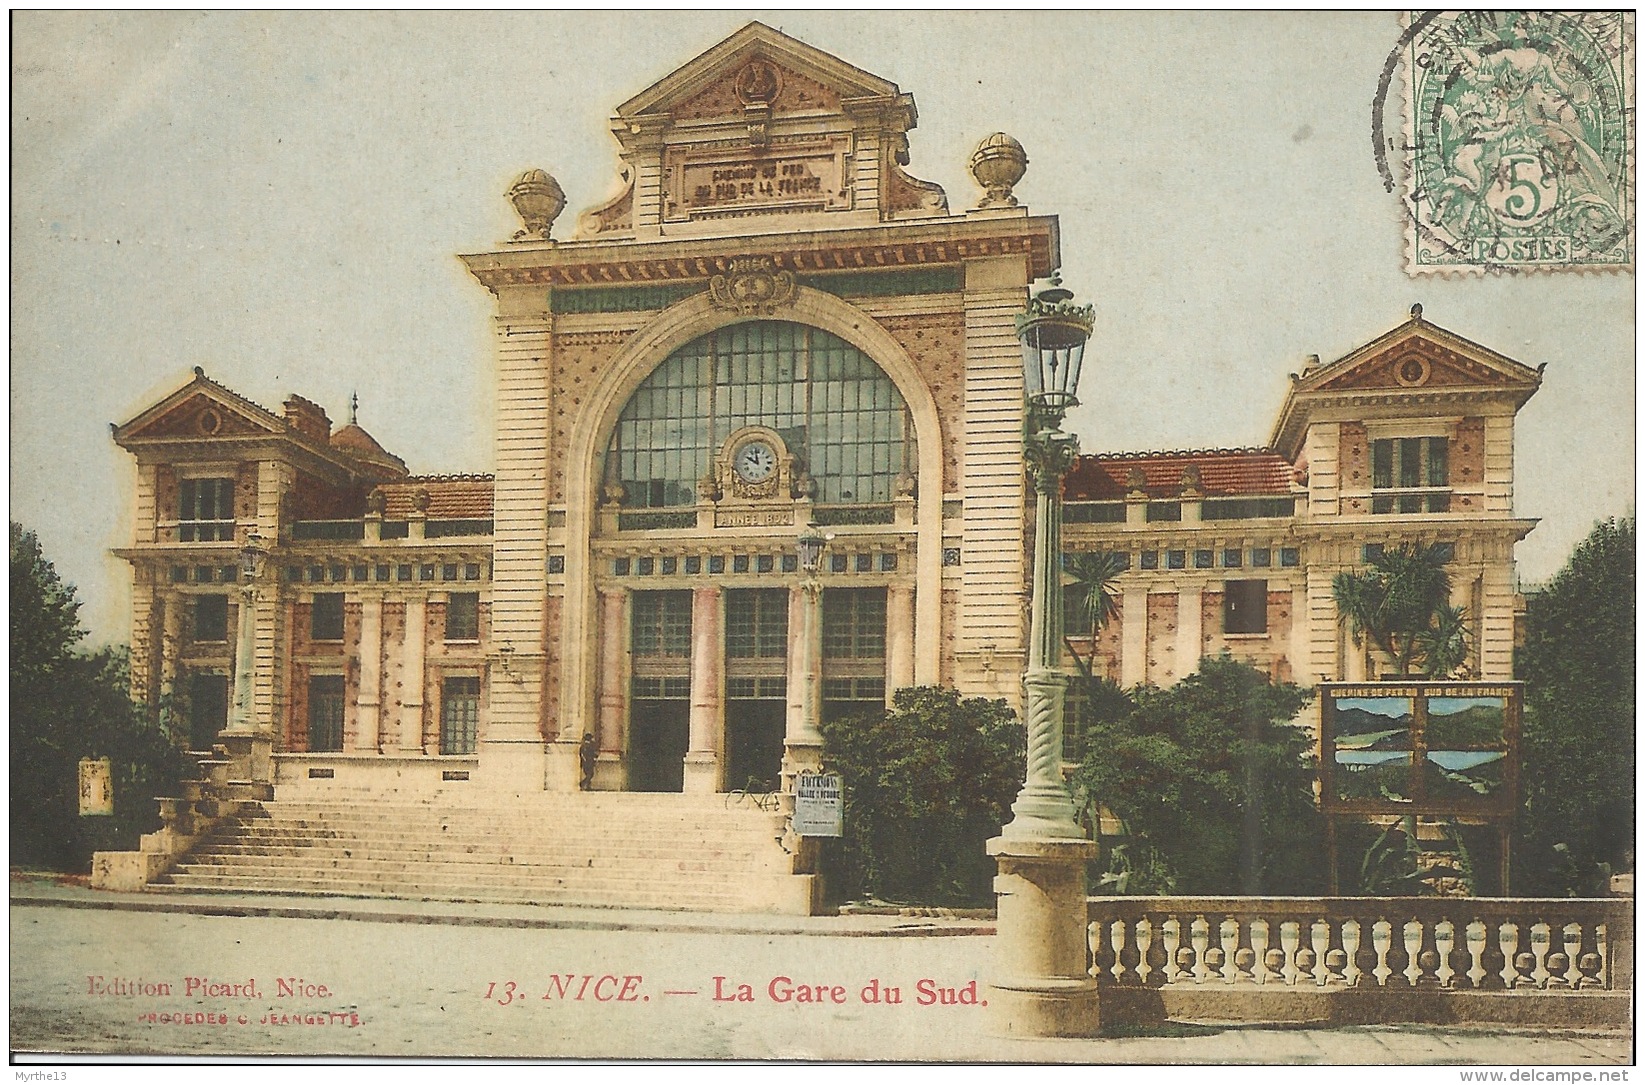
[283,395,331,441]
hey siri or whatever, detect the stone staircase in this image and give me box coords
[148,791,818,913]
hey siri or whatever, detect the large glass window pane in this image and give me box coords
[632,591,692,658]
[440,677,480,755]
[308,674,345,752]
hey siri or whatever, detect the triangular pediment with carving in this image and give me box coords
[1310,332,1539,395]
[574,21,947,239]
[114,374,283,445]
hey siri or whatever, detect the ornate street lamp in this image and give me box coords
[986,274,1102,1038]
[1005,276,1095,840]
[785,522,832,778]
[225,533,267,736]
[796,521,829,575]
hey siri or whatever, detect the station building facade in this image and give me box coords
[112,23,1540,801]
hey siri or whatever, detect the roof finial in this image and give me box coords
[1410,302,1424,321]
[349,391,358,426]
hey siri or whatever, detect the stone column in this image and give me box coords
[683,585,722,794]
[356,596,382,753]
[595,587,630,790]
[399,598,427,753]
[1175,585,1203,682]
[159,593,183,737]
[783,581,824,781]
[885,583,915,698]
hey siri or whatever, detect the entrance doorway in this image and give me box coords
[188,673,228,752]
[629,683,689,792]
[725,678,786,793]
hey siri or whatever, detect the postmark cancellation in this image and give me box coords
[1398,11,1634,275]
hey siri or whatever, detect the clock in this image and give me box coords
[734,440,778,483]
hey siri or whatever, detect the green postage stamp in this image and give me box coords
[1398,10,1635,274]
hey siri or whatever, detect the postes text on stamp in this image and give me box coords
[1398,11,1634,274]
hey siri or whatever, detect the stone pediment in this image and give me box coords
[1308,331,1540,395]
[113,370,283,445]
[574,22,947,239]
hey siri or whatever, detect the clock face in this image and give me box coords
[734,440,778,483]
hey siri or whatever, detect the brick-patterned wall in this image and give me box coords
[381,601,407,744]
[1339,421,1370,515]
[549,334,630,505]
[1146,593,1178,686]
[1194,588,1296,682]
[939,588,960,687]
[1452,417,1486,513]
[879,312,965,492]
[542,594,562,738]
[1081,595,1125,681]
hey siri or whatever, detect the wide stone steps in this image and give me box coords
[152,794,808,913]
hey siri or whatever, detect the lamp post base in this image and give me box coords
[986,835,1100,1037]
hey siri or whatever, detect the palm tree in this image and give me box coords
[1062,549,1128,678]
[1332,542,1466,678]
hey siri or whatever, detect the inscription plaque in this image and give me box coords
[666,139,852,221]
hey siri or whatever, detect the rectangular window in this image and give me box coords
[1138,551,1159,570]
[310,593,345,641]
[823,676,886,723]
[1166,550,1186,570]
[823,588,887,661]
[632,590,692,658]
[1223,549,1243,568]
[1224,579,1269,635]
[1252,548,1272,568]
[1194,549,1214,569]
[178,477,236,542]
[1146,501,1183,522]
[726,589,788,658]
[1371,436,1450,514]
[440,676,480,755]
[1279,547,1300,567]
[193,595,229,643]
[446,592,480,641]
[307,674,345,752]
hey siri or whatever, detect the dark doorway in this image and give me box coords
[629,699,689,792]
[725,698,785,793]
[188,673,228,752]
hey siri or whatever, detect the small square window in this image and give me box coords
[1223,549,1243,568]
[756,554,773,573]
[685,556,702,575]
[1194,550,1214,569]
[855,553,872,573]
[376,564,391,581]
[1251,548,1272,568]
[637,557,654,576]
[733,554,749,573]
[1139,551,1159,570]
[831,553,848,573]
[311,593,345,642]
[1363,543,1385,562]
[1280,548,1300,567]
[446,592,479,641]
[547,555,564,574]
[397,564,413,581]
[442,564,458,582]
[353,566,369,582]
[1433,542,1456,562]
[284,567,301,583]
[465,564,481,581]
[220,565,238,583]
[781,554,798,573]
[661,557,677,575]
[942,548,961,567]
[329,565,346,583]
[1166,550,1186,570]
[308,566,324,583]
[880,553,898,572]
[420,564,435,581]
[195,565,213,584]
[613,558,631,576]
[708,556,725,574]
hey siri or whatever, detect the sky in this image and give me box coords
[12,11,1635,645]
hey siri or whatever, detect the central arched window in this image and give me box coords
[608,321,908,507]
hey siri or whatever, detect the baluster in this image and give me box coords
[1174,914,1202,984]
[1143,913,1171,988]
[1260,916,1288,985]
[1444,917,1476,990]
[1090,917,1116,986]
[1576,918,1605,990]
[1414,912,1443,988]
[1203,913,1229,984]
[1384,911,1413,988]
[1231,915,1258,985]
[1544,920,1573,990]
[1351,915,1381,988]
[1476,915,1508,990]
[1294,917,1321,987]
[1116,914,1144,987]
[1508,920,1539,989]
[1323,915,1349,987]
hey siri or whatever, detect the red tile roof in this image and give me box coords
[331,423,408,476]
[375,475,495,519]
[1066,449,1295,501]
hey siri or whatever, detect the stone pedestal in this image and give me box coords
[218,731,273,783]
[986,836,1100,1037]
[682,752,721,794]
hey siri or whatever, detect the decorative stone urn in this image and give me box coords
[508,168,567,241]
[969,133,1028,208]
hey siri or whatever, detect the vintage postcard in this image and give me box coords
[10,11,1634,1067]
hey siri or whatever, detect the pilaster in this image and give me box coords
[356,596,382,752]
[595,586,631,790]
[1120,586,1148,689]
[684,585,723,793]
[885,582,916,697]
[1175,585,1204,683]
[399,598,427,753]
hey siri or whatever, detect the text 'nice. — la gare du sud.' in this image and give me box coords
[482,973,985,1007]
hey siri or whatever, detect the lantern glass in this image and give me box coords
[239,534,266,580]
[1016,278,1094,411]
[797,523,827,573]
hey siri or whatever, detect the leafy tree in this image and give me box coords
[819,686,1024,907]
[1073,656,1322,895]
[1333,542,1468,678]
[1516,516,1635,894]
[10,522,192,871]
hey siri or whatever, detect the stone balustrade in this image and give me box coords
[1087,896,1631,1028]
